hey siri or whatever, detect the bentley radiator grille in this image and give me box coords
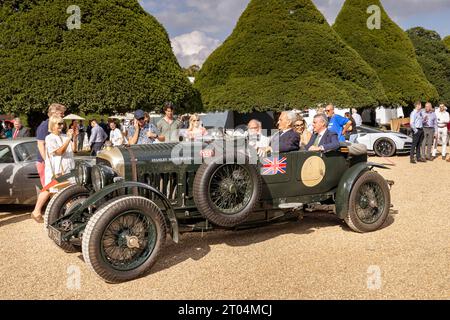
[144,172,178,200]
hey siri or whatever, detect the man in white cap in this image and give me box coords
[433,103,449,160]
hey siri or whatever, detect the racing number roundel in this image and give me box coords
[300,156,326,187]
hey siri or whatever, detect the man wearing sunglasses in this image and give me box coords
[325,104,352,142]
[128,109,163,145]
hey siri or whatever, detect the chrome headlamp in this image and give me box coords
[91,165,116,192]
[75,162,92,186]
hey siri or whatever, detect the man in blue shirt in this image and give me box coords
[410,101,425,164]
[325,104,352,142]
[128,109,164,145]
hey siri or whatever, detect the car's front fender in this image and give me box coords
[65,181,179,243]
[335,162,390,219]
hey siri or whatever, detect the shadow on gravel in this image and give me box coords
[0,205,33,228]
[338,210,396,232]
[72,210,397,281]
[150,213,344,274]
[150,210,397,275]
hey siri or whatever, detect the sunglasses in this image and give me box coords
[325,109,332,112]
[57,123,64,126]
[137,117,145,121]
[192,120,200,122]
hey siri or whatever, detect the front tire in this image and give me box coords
[44,184,90,252]
[344,171,391,233]
[82,196,166,283]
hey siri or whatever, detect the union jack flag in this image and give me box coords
[261,156,287,175]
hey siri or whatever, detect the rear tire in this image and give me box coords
[374,138,396,157]
[344,171,391,233]
[82,196,166,283]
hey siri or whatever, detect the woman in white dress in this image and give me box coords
[31,116,76,223]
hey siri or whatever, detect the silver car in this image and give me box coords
[0,138,95,205]
[0,138,42,204]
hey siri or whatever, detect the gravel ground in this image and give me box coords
[0,156,448,300]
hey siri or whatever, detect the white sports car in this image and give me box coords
[353,125,413,157]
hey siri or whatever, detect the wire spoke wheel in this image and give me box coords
[345,171,391,233]
[82,196,166,283]
[355,182,385,224]
[194,157,262,228]
[101,211,157,271]
[208,164,253,215]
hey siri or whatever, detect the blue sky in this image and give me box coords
[139,0,450,67]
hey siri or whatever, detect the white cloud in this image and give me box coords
[171,31,221,68]
[140,0,248,38]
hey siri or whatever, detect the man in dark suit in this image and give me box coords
[266,111,300,154]
[305,114,340,152]
[12,118,30,139]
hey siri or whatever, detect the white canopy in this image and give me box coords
[63,114,85,120]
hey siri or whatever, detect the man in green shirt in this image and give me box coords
[157,102,182,142]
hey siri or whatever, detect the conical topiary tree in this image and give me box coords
[333,0,439,106]
[0,0,201,115]
[195,0,387,112]
[407,27,450,105]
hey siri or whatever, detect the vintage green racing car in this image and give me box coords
[45,138,394,282]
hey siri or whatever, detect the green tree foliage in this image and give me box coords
[184,65,200,78]
[0,0,201,115]
[444,36,450,50]
[333,0,439,106]
[407,27,450,105]
[195,0,387,112]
